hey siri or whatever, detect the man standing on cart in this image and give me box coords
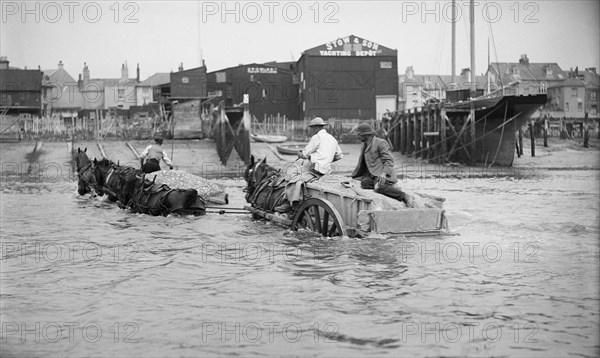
[140,137,174,173]
[274,117,343,213]
[351,123,414,207]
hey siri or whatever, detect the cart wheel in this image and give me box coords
[291,198,347,237]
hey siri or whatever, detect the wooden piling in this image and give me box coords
[400,115,406,154]
[440,109,447,164]
[518,127,524,156]
[543,119,548,147]
[529,121,535,157]
[413,110,420,156]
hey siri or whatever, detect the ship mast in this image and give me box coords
[451,0,456,83]
[469,0,476,95]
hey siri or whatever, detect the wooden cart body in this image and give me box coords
[246,178,451,237]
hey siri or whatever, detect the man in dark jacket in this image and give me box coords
[351,123,413,206]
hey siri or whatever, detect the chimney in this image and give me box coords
[178,62,184,72]
[83,62,90,81]
[461,68,471,80]
[519,54,529,65]
[121,62,128,80]
[0,56,8,70]
[58,60,64,69]
[78,74,82,88]
[406,66,414,79]
[136,63,140,82]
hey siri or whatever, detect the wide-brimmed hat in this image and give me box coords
[308,117,327,127]
[356,123,375,135]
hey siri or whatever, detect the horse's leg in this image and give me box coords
[77,179,87,196]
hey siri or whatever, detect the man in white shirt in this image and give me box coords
[298,117,344,175]
[140,138,174,173]
[275,117,343,213]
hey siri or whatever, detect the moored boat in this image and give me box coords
[276,143,308,155]
[250,133,288,143]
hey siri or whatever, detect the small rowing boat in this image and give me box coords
[250,134,288,143]
[276,143,307,155]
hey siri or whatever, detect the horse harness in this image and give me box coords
[248,169,288,212]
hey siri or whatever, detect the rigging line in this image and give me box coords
[433,16,447,74]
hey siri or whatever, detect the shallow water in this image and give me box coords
[1,170,598,357]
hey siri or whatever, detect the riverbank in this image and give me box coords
[1,137,598,182]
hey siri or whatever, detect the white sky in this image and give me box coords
[1,0,599,79]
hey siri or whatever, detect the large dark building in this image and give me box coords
[297,34,398,121]
[170,63,207,100]
[206,62,298,121]
[0,57,42,115]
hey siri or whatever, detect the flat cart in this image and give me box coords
[245,176,451,237]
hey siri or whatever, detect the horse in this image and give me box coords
[92,158,141,204]
[74,147,98,196]
[94,158,205,216]
[125,174,206,216]
[243,155,288,213]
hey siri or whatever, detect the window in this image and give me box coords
[591,91,597,101]
[380,61,392,69]
[118,88,125,101]
[216,72,226,83]
[572,87,577,97]
[578,102,583,112]
[592,105,597,115]
[565,102,570,111]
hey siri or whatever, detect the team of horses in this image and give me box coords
[75,148,206,216]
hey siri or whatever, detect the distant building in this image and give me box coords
[486,54,567,97]
[136,72,169,106]
[296,34,398,121]
[547,67,600,119]
[170,62,207,100]
[398,66,486,110]
[0,56,42,115]
[206,62,298,121]
[103,62,138,110]
[42,61,84,117]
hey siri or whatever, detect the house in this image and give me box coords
[547,67,600,119]
[0,56,42,115]
[136,72,170,106]
[42,61,85,117]
[398,66,487,110]
[102,62,138,110]
[296,34,398,121]
[486,54,567,97]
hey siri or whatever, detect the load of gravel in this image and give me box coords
[150,170,224,198]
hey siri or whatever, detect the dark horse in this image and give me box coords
[94,158,205,216]
[243,155,288,213]
[75,147,97,196]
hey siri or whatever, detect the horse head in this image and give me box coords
[92,158,118,196]
[75,147,98,196]
[243,155,281,200]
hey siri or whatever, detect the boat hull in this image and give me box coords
[276,143,307,155]
[251,134,288,143]
[446,94,547,166]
